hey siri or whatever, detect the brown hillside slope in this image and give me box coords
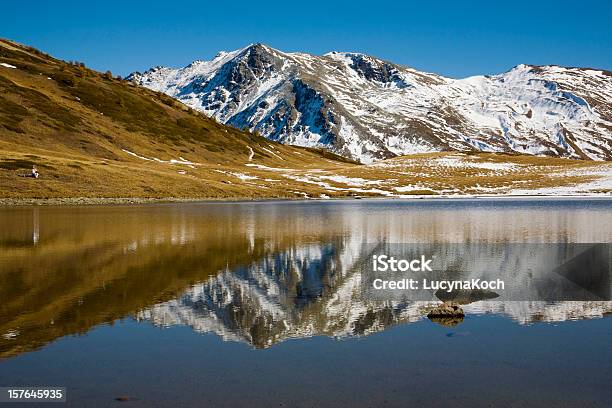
[0,39,356,200]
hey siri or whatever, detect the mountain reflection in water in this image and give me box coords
[1,199,611,357]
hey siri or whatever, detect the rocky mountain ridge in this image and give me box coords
[129,44,612,163]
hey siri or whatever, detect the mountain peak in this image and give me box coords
[238,42,277,55]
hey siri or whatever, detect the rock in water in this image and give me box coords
[427,302,465,321]
[428,303,465,327]
[429,315,464,327]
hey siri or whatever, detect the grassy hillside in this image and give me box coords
[0,38,357,200]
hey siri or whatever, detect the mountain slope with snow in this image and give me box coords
[129,44,612,163]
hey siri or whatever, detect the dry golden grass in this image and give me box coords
[0,38,360,200]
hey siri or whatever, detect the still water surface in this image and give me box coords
[0,199,611,407]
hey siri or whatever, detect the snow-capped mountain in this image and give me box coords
[128,44,612,163]
[137,238,612,348]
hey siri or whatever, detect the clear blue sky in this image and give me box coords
[3,0,611,78]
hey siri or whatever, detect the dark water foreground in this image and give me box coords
[0,199,611,407]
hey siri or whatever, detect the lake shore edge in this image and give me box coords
[1,194,611,206]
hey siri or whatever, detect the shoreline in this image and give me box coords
[1,194,611,206]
